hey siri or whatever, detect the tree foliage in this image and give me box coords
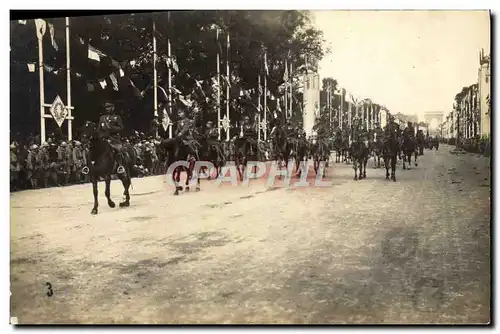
[11,10,328,138]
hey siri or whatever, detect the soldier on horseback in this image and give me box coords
[175,110,200,159]
[97,100,126,174]
[241,115,257,156]
[385,115,400,139]
[404,121,416,139]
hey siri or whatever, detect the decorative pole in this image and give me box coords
[167,12,173,138]
[35,19,46,145]
[263,52,267,140]
[153,18,158,137]
[226,32,230,141]
[216,28,221,140]
[257,73,261,141]
[65,17,73,141]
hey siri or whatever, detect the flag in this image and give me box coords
[27,64,35,72]
[43,64,54,73]
[99,79,107,89]
[87,83,94,92]
[264,52,269,76]
[170,58,179,73]
[216,28,222,58]
[284,59,289,82]
[109,72,119,91]
[48,23,58,51]
[211,76,219,88]
[88,47,100,62]
[34,19,47,39]
[170,87,182,95]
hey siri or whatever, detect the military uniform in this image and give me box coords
[242,118,257,155]
[26,144,40,189]
[38,142,51,188]
[97,101,126,174]
[10,144,20,190]
[72,141,86,184]
[48,142,59,186]
[57,142,72,185]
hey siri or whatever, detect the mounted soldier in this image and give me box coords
[404,121,416,139]
[96,100,126,174]
[241,115,257,156]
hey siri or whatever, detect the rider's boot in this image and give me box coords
[116,150,125,174]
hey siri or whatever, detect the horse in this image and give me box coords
[311,137,331,176]
[416,131,425,156]
[370,137,384,168]
[200,137,225,179]
[382,130,399,182]
[350,137,369,181]
[294,136,309,177]
[401,131,418,170]
[234,136,259,181]
[271,127,294,179]
[161,135,201,195]
[80,121,137,215]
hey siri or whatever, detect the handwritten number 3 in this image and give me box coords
[46,282,53,297]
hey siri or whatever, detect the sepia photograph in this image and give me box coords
[9,9,491,325]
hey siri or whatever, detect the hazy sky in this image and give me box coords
[312,10,490,120]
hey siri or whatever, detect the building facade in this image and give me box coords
[478,49,491,137]
[302,72,321,138]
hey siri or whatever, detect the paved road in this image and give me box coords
[10,145,490,324]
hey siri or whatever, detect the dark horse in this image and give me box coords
[80,121,137,215]
[382,130,399,182]
[162,137,201,195]
[201,138,225,179]
[350,137,369,181]
[272,127,294,178]
[401,131,418,170]
[311,137,331,176]
[234,136,259,181]
[370,137,384,169]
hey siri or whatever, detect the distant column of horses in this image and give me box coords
[82,123,427,215]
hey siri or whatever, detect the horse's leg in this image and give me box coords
[363,156,367,179]
[403,152,407,170]
[173,166,182,195]
[195,162,201,192]
[391,155,397,182]
[185,161,194,192]
[353,158,358,181]
[91,176,99,214]
[104,175,116,208]
[384,155,390,180]
[118,173,131,207]
[414,150,418,167]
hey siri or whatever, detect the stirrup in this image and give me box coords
[81,166,89,175]
[117,166,126,174]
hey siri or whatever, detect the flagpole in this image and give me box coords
[37,21,46,145]
[217,28,221,140]
[284,59,288,121]
[65,17,72,141]
[339,89,344,130]
[153,18,158,137]
[257,73,261,142]
[328,84,332,126]
[289,62,293,118]
[226,33,230,142]
[263,52,267,141]
[167,12,172,139]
